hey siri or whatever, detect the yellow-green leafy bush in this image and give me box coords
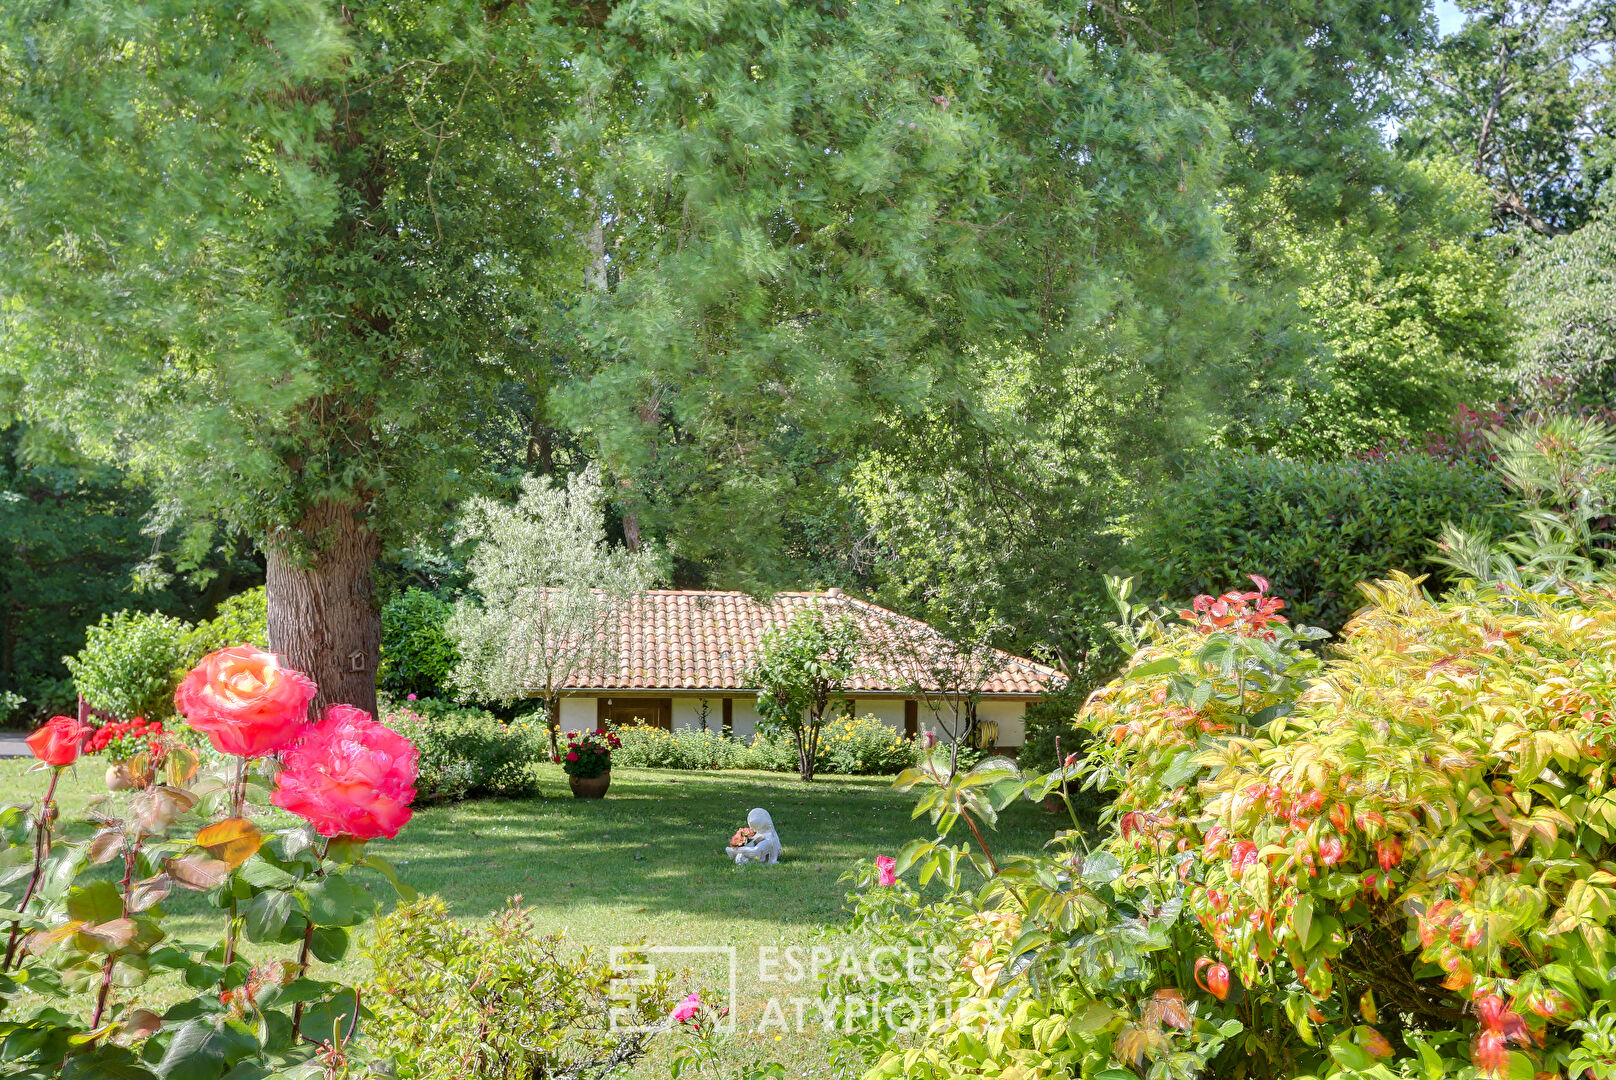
[364,896,673,1079]
[840,574,1616,1080]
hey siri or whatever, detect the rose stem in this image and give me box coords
[3,767,61,970]
[90,838,137,1030]
[290,838,332,1040]
[220,757,250,971]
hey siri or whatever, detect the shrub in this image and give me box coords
[817,713,915,775]
[64,609,194,720]
[1131,452,1515,633]
[611,716,918,775]
[363,896,673,1080]
[181,585,268,656]
[379,588,458,699]
[613,724,743,770]
[839,574,1616,1079]
[384,700,546,802]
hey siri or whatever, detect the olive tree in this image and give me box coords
[448,467,661,756]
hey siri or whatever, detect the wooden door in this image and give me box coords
[597,696,673,730]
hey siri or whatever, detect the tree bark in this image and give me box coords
[265,500,382,715]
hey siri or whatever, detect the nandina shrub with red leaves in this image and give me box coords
[1081,571,1616,1078]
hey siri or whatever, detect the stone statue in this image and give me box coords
[725,807,781,866]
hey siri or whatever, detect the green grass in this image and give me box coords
[0,759,1062,1078]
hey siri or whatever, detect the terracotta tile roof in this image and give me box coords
[550,589,1063,696]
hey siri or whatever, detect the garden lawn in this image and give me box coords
[0,759,1062,1079]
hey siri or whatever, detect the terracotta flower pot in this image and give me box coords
[105,764,134,792]
[569,770,611,799]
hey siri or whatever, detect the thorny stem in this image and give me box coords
[91,839,138,1030]
[291,838,333,1039]
[220,758,250,972]
[4,767,62,971]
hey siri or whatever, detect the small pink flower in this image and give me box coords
[672,992,701,1023]
[875,855,897,886]
[406,693,417,701]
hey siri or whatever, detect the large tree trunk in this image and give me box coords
[265,500,382,715]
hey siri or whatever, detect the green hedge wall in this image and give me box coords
[1131,453,1516,634]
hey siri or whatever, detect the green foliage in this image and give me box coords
[1509,200,1616,407]
[611,725,743,772]
[64,610,193,721]
[818,714,919,777]
[1132,453,1516,633]
[362,896,671,1080]
[750,610,863,782]
[383,702,545,803]
[1246,161,1514,456]
[610,715,920,777]
[1399,0,1616,235]
[0,428,258,725]
[1436,416,1616,590]
[0,0,586,546]
[180,587,269,657]
[378,589,456,700]
[558,0,1428,587]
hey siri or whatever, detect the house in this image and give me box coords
[545,588,1063,752]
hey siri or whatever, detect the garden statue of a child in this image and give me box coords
[725,807,781,866]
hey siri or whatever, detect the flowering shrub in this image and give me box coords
[557,728,619,778]
[611,716,920,775]
[0,647,412,1078]
[838,574,1616,1080]
[84,716,165,762]
[612,724,743,770]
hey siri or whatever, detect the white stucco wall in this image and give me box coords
[852,698,907,734]
[914,698,1026,748]
[976,699,1026,748]
[558,696,595,733]
[558,693,1024,746]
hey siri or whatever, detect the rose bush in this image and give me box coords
[0,648,411,1079]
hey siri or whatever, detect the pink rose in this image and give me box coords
[406,693,417,701]
[271,704,418,840]
[875,854,897,887]
[26,715,88,767]
[672,992,701,1023]
[175,646,316,757]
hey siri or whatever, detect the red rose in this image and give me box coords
[271,704,418,840]
[175,646,316,757]
[27,715,88,767]
[566,751,579,761]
